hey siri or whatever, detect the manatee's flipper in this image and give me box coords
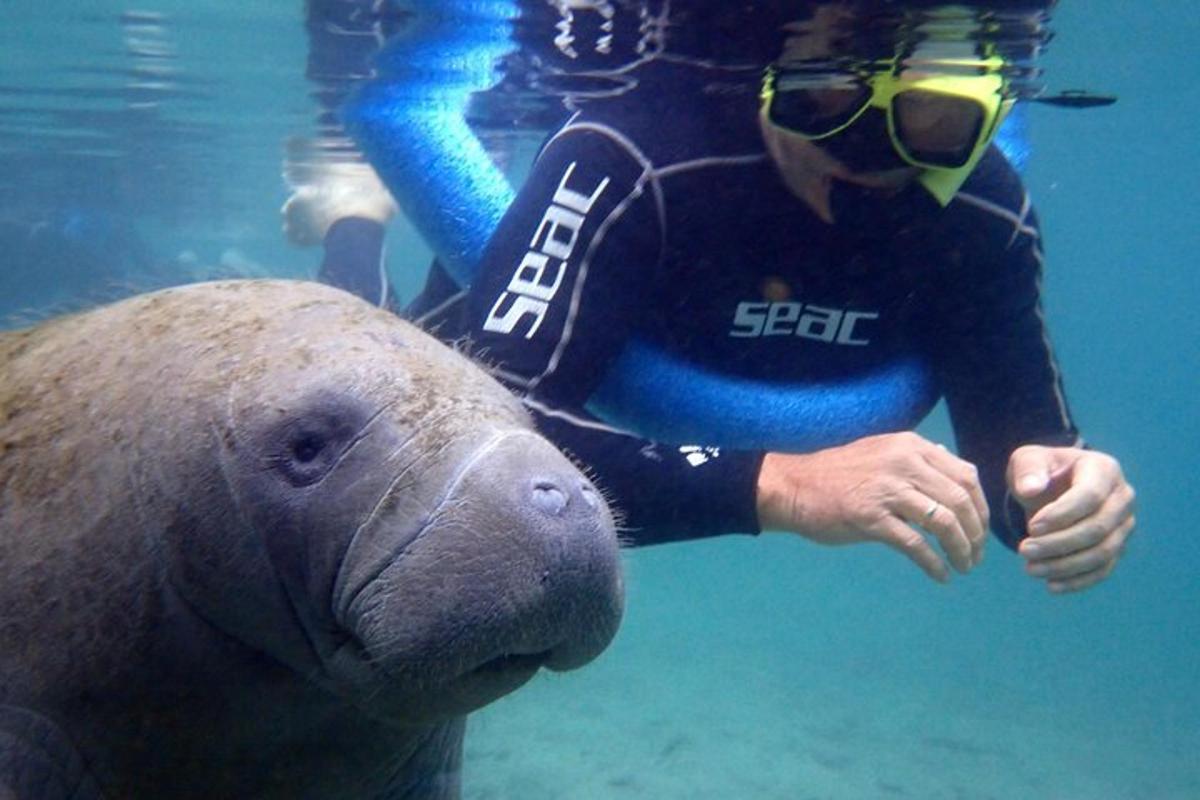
[0,707,102,800]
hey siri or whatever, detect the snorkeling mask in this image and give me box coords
[762,57,1015,205]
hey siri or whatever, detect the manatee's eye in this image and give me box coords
[270,412,360,487]
[263,394,373,488]
[275,424,339,487]
[291,432,326,464]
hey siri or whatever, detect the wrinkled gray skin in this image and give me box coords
[0,280,624,799]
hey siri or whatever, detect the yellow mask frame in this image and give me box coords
[763,58,1017,205]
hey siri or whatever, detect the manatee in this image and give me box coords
[0,280,624,799]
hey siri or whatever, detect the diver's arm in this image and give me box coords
[461,124,769,544]
[463,125,659,397]
[935,175,1135,591]
[932,190,1081,550]
[938,241,1138,593]
[527,400,765,544]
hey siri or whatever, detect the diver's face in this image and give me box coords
[765,6,920,222]
[766,4,1016,217]
[758,109,919,224]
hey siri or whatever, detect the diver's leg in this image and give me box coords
[319,216,398,311]
[285,0,405,309]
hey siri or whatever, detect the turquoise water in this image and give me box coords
[1,2,1197,797]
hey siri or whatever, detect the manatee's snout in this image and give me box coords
[347,430,623,717]
[445,431,624,674]
[531,474,603,521]
[479,439,623,672]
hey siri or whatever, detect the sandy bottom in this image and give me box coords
[463,538,1199,799]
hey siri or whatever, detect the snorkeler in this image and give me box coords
[293,0,1136,593]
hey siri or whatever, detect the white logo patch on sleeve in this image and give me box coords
[679,445,720,467]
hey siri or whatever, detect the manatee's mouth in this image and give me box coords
[471,650,552,677]
[415,648,553,717]
[329,629,553,722]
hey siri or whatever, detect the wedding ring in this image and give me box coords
[924,501,940,522]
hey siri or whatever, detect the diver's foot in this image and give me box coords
[282,160,398,247]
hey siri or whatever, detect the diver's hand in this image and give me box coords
[756,432,988,583]
[1009,445,1135,594]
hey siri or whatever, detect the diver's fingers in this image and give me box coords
[1046,556,1119,594]
[1023,486,1135,562]
[924,444,990,532]
[1028,514,1135,587]
[894,489,972,574]
[1025,451,1130,539]
[874,516,950,584]
[908,466,987,569]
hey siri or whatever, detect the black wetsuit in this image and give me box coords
[304,2,1079,548]
[398,62,1081,549]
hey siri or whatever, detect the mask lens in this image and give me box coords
[892,90,986,168]
[768,76,872,137]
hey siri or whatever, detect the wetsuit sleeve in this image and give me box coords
[933,176,1081,550]
[465,126,655,401]
[461,126,766,543]
[524,401,765,544]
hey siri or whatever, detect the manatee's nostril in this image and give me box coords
[580,483,601,512]
[531,482,568,516]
